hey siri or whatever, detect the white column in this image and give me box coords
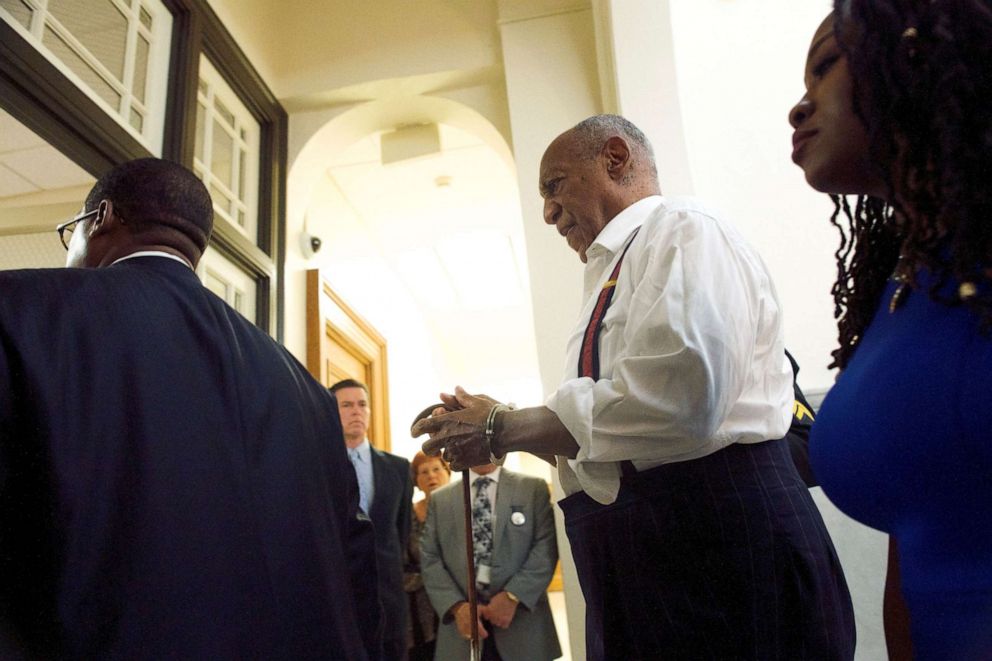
[498,2,604,657]
[595,0,694,195]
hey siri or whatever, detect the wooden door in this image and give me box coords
[306,269,391,451]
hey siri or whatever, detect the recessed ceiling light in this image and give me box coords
[434,175,452,189]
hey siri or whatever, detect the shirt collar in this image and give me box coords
[349,439,372,462]
[112,251,194,270]
[470,467,501,485]
[586,195,664,259]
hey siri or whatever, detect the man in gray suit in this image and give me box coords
[420,463,561,661]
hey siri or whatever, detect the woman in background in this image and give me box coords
[405,451,451,661]
[789,2,992,658]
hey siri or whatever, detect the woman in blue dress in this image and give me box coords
[789,2,992,659]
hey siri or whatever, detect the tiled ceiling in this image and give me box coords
[0,108,95,240]
[317,123,528,314]
[0,107,95,199]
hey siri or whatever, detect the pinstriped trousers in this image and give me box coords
[560,439,855,661]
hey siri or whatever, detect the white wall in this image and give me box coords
[499,7,603,658]
[0,232,66,269]
[301,175,446,460]
[669,0,840,392]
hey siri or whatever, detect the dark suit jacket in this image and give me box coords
[366,447,412,659]
[0,257,380,659]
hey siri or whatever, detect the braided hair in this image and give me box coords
[828,0,992,368]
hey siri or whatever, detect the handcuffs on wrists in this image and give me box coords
[484,403,514,465]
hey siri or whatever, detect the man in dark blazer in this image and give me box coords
[330,379,413,661]
[420,464,561,661]
[0,158,380,659]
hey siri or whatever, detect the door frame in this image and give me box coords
[306,269,391,451]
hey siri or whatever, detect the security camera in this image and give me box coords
[301,233,323,259]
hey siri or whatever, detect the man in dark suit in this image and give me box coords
[0,158,380,659]
[330,379,413,661]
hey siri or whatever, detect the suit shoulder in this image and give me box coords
[501,469,544,486]
[0,268,109,320]
[430,480,461,503]
[0,266,89,291]
[378,450,411,470]
[504,471,552,499]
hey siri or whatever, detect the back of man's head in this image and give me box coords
[570,114,659,185]
[85,158,213,257]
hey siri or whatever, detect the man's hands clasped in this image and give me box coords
[451,591,520,640]
[410,386,504,471]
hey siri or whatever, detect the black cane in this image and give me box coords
[462,470,482,661]
[411,403,481,659]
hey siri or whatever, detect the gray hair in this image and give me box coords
[570,114,658,183]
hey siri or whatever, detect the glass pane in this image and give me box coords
[237,148,247,197]
[47,0,128,81]
[0,0,33,29]
[210,184,233,215]
[211,118,234,188]
[139,5,152,29]
[197,78,208,96]
[204,272,228,299]
[133,34,149,103]
[194,102,206,162]
[233,290,244,311]
[129,107,143,131]
[237,208,245,228]
[214,97,235,128]
[43,25,122,110]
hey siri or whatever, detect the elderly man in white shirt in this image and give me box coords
[414,115,855,660]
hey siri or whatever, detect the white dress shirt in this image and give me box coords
[112,250,194,269]
[546,196,793,505]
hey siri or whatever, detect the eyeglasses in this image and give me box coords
[56,209,99,250]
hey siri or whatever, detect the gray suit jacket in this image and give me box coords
[420,469,561,661]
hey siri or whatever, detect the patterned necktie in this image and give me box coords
[472,476,494,579]
[348,448,370,514]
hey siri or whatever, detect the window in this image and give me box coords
[193,56,260,244]
[198,249,257,321]
[0,0,172,153]
[1,0,286,336]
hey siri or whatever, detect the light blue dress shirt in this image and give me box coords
[347,439,375,514]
